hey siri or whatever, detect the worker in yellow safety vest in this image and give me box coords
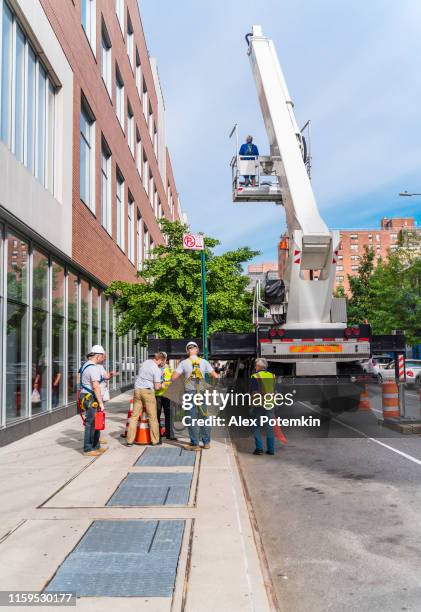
[250,357,276,456]
[155,352,176,441]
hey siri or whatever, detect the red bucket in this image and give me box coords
[94,410,106,431]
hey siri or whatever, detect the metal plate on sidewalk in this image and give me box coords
[45,520,185,597]
[135,446,196,467]
[107,472,192,506]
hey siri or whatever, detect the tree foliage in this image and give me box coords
[107,219,259,345]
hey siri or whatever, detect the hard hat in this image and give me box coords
[89,344,105,355]
[161,351,168,359]
[186,341,199,352]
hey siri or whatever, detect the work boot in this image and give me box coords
[253,449,263,455]
[203,443,211,449]
[96,446,107,453]
[266,450,275,455]
[83,450,102,457]
[99,437,107,445]
[186,445,201,451]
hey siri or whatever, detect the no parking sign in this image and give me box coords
[182,233,204,250]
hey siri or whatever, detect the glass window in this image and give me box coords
[116,171,125,250]
[6,231,29,422]
[26,45,36,173]
[136,129,141,175]
[101,20,112,94]
[143,225,149,264]
[81,0,96,53]
[32,250,49,414]
[137,213,142,271]
[108,304,115,388]
[142,79,148,117]
[127,13,134,68]
[127,102,134,155]
[116,0,124,30]
[101,295,107,349]
[115,66,124,128]
[92,286,99,346]
[67,271,79,402]
[142,153,148,192]
[135,49,142,98]
[14,23,25,162]
[51,262,65,409]
[1,4,56,191]
[80,279,90,360]
[80,98,95,211]
[1,2,12,146]
[36,65,46,185]
[101,139,112,234]
[128,194,134,263]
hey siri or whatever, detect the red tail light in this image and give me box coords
[344,328,352,338]
[352,327,360,336]
[407,370,414,377]
[269,328,277,338]
[277,329,285,337]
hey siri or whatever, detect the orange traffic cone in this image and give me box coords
[120,399,134,438]
[358,385,371,411]
[135,411,151,445]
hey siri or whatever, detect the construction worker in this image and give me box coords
[126,352,165,447]
[239,135,259,186]
[156,353,177,441]
[250,358,276,456]
[79,345,107,457]
[172,341,219,450]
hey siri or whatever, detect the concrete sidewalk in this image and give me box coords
[0,392,275,611]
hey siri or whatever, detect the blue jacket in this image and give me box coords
[239,143,259,157]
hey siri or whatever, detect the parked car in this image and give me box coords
[362,355,394,379]
[377,359,421,386]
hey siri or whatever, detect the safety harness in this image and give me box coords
[186,357,208,416]
[77,362,100,425]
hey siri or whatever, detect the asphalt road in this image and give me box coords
[232,385,421,612]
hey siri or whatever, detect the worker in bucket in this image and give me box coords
[79,345,108,457]
[250,358,276,456]
[171,341,219,451]
[239,135,259,187]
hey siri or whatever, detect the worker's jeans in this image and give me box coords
[184,392,211,446]
[252,407,275,453]
[83,396,101,452]
[156,396,174,439]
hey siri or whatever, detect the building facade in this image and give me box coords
[0,0,182,444]
[247,262,278,291]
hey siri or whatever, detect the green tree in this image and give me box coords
[346,246,377,325]
[107,219,259,344]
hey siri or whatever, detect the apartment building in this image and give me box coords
[0,0,182,444]
[277,218,419,295]
[334,217,418,292]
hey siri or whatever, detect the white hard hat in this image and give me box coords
[186,341,198,352]
[89,344,105,355]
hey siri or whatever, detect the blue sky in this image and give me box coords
[140,0,421,263]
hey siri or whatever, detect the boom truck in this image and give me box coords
[231,26,371,411]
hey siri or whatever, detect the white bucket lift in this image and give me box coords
[231,154,283,203]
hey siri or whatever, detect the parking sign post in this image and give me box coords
[183,233,208,359]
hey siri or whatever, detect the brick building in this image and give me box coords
[277,217,419,295]
[247,262,278,290]
[0,0,183,443]
[334,217,417,292]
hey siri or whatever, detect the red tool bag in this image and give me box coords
[94,409,106,431]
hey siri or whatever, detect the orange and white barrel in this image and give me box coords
[135,411,151,445]
[382,381,399,419]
